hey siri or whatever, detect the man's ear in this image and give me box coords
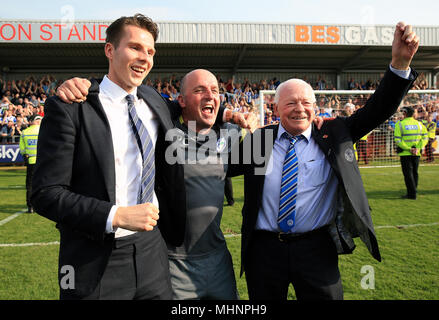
[177,95,186,109]
[273,103,279,117]
[104,43,114,61]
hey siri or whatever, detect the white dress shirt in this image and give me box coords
[100,76,159,238]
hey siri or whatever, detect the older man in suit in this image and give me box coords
[228,22,419,300]
[31,14,186,300]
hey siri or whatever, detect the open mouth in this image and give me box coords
[131,66,146,76]
[201,105,214,115]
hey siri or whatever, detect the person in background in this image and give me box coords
[424,113,436,162]
[394,106,428,199]
[19,114,42,213]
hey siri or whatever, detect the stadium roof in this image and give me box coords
[1,21,438,75]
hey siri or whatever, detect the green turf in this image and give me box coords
[1,165,438,300]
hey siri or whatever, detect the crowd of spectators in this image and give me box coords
[0,77,50,143]
[1,73,437,144]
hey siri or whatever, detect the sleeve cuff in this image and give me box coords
[105,205,119,234]
[389,64,411,80]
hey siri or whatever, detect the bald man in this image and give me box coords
[164,69,247,299]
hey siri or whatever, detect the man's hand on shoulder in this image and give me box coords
[57,77,91,104]
[224,109,260,133]
[313,115,328,130]
[243,112,259,133]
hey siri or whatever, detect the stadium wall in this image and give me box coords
[1,21,438,46]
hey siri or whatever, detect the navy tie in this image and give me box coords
[126,94,155,204]
[278,133,302,232]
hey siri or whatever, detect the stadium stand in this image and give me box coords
[1,73,438,145]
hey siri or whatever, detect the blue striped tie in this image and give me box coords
[126,94,155,204]
[278,133,302,232]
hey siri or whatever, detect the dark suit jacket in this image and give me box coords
[31,80,186,298]
[228,67,417,276]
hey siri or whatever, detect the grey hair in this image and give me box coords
[274,79,316,104]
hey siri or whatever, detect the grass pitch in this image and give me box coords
[0,165,438,300]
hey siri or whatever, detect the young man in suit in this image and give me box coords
[31,14,186,300]
[228,22,419,300]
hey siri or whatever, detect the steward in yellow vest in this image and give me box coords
[19,114,42,213]
[394,106,428,199]
[425,114,436,162]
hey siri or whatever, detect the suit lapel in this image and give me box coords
[137,85,173,132]
[312,123,332,158]
[254,124,278,194]
[82,80,116,203]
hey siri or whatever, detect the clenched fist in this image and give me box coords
[113,202,159,232]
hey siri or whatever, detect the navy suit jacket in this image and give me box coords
[31,81,186,297]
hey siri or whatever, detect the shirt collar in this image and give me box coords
[277,122,312,142]
[100,75,138,104]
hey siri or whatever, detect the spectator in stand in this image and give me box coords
[265,110,277,125]
[14,115,28,138]
[170,86,179,101]
[2,110,16,125]
[36,105,44,117]
[344,102,355,116]
[348,78,356,90]
[316,75,326,90]
[234,82,243,97]
[1,119,16,143]
[225,78,234,93]
[38,93,47,105]
[243,86,253,104]
[1,96,11,110]
[318,107,331,118]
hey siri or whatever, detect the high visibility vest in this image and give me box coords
[427,121,436,139]
[359,132,370,141]
[394,117,428,156]
[353,132,370,159]
[353,142,358,160]
[19,125,40,164]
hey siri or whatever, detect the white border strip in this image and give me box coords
[375,222,439,229]
[0,223,437,245]
[0,241,59,247]
[0,209,26,226]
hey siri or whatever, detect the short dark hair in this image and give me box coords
[106,13,159,48]
[401,106,414,117]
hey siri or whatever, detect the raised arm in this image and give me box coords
[346,22,419,142]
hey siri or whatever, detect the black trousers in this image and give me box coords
[224,177,234,205]
[25,164,35,208]
[245,228,343,300]
[68,228,172,300]
[400,155,420,199]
